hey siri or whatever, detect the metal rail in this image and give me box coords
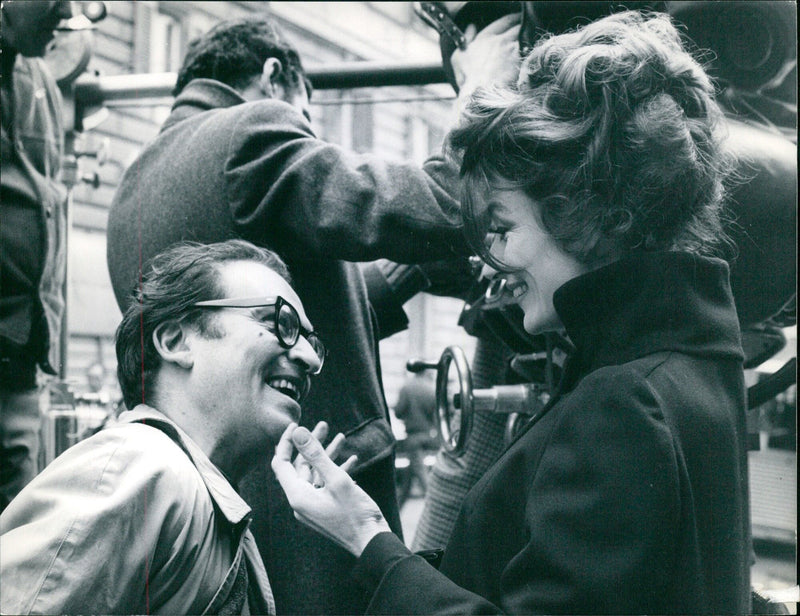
[72,61,447,130]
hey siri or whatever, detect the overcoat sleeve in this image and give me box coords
[223,100,467,263]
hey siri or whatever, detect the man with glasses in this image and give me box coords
[1,239,341,615]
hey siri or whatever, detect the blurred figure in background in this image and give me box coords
[394,371,437,505]
[84,362,110,403]
[75,362,120,441]
[0,0,72,512]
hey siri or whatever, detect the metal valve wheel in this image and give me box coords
[434,346,474,456]
[409,346,546,457]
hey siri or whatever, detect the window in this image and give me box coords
[132,2,215,123]
[149,11,182,73]
[352,101,374,153]
[133,2,215,74]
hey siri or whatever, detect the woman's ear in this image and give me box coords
[152,321,194,369]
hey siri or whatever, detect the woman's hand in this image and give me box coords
[271,423,392,557]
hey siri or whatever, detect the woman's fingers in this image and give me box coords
[312,431,346,486]
[340,454,358,474]
[275,422,298,463]
[275,424,356,490]
[273,423,306,488]
[301,422,331,483]
[291,426,344,485]
[325,432,345,459]
[310,421,329,443]
[272,427,390,556]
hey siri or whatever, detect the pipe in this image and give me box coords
[307,61,446,89]
[72,61,447,130]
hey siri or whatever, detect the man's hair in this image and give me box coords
[449,10,734,269]
[173,17,312,98]
[115,239,291,409]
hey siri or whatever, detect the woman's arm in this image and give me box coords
[272,424,390,556]
[271,424,502,615]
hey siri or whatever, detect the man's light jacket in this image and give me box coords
[0,406,275,615]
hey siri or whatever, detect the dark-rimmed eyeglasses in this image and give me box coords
[193,296,326,374]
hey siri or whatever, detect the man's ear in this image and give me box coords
[259,57,283,96]
[152,321,194,369]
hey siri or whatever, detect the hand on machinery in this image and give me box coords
[451,12,522,106]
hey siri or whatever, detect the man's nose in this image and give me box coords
[289,336,322,374]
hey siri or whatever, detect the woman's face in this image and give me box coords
[480,185,588,335]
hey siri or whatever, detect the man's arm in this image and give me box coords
[224,15,522,264]
[0,427,206,615]
[224,104,467,263]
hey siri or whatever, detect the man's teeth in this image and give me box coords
[509,281,528,298]
[267,378,299,401]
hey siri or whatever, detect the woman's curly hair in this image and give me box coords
[449,10,734,270]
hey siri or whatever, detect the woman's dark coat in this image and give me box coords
[355,252,751,615]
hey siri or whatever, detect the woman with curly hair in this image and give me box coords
[273,11,751,614]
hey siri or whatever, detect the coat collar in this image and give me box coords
[553,251,744,389]
[507,251,744,447]
[162,78,245,132]
[118,405,252,526]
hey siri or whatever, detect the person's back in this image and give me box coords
[395,373,436,437]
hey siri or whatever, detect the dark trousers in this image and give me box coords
[1,358,41,512]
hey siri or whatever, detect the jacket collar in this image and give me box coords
[553,251,744,389]
[118,405,252,526]
[162,78,246,132]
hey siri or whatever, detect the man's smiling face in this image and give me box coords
[185,260,321,449]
